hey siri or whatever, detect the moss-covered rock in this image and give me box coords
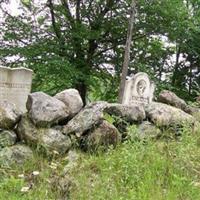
[17,115,71,155]
[145,102,196,127]
[0,100,21,129]
[0,144,33,166]
[82,120,121,151]
[0,130,17,149]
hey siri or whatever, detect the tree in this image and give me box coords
[118,0,136,103]
[0,0,130,104]
[0,0,199,103]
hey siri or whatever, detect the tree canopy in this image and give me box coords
[0,0,199,103]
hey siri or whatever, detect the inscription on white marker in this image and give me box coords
[0,66,33,112]
[122,72,155,105]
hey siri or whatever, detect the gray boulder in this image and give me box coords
[55,89,83,117]
[17,115,38,143]
[137,121,161,139]
[63,101,146,137]
[82,120,121,151]
[0,145,33,166]
[158,90,199,115]
[0,100,21,129]
[105,103,146,123]
[39,128,71,155]
[26,92,69,127]
[188,106,200,117]
[17,116,71,155]
[63,101,109,137]
[158,90,188,112]
[0,130,17,149]
[145,102,196,127]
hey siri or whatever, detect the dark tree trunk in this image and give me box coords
[172,44,181,86]
[75,81,87,105]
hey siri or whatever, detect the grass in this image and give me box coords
[1,125,200,200]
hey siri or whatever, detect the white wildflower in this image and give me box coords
[21,186,30,192]
[32,171,40,176]
[18,174,25,179]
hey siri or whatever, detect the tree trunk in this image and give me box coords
[172,44,181,86]
[118,0,136,103]
[75,81,87,106]
[188,64,193,95]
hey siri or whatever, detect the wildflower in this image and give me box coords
[21,186,30,192]
[32,171,40,176]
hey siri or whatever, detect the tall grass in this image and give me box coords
[1,124,200,200]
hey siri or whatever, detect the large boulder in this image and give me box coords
[158,90,200,116]
[17,115,38,143]
[17,116,71,155]
[0,130,17,149]
[38,128,71,155]
[63,101,146,137]
[137,121,161,140]
[145,102,196,127]
[63,101,109,137]
[158,90,188,112]
[55,89,83,117]
[82,120,121,151]
[26,92,69,127]
[0,101,21,129]
[0,145,33,166]
[189,106,200,117]
[105,103,146,123]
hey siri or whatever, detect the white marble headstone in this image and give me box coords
[0,66,33,112]
[122,72,155,105]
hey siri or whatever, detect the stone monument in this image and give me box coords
[122,72,155,105]
[0,66,33,112]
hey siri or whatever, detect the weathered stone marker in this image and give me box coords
[0,66,33,112]
[122,72,155,105]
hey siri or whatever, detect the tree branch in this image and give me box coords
[76,0,81,22]
[60,0,74,25]
[47,0,61,40]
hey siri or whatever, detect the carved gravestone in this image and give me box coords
[0,66,33,112]
[122,72,155,105]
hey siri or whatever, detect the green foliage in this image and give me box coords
[126,124,139,141]
[103,113,116,125]
[1,127,200,199]
[0,0,199,101]
[0,153,58,200]
[69,128,200,199]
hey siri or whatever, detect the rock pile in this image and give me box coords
[0,89,199,166]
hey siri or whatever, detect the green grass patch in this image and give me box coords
[1,126,200,199]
